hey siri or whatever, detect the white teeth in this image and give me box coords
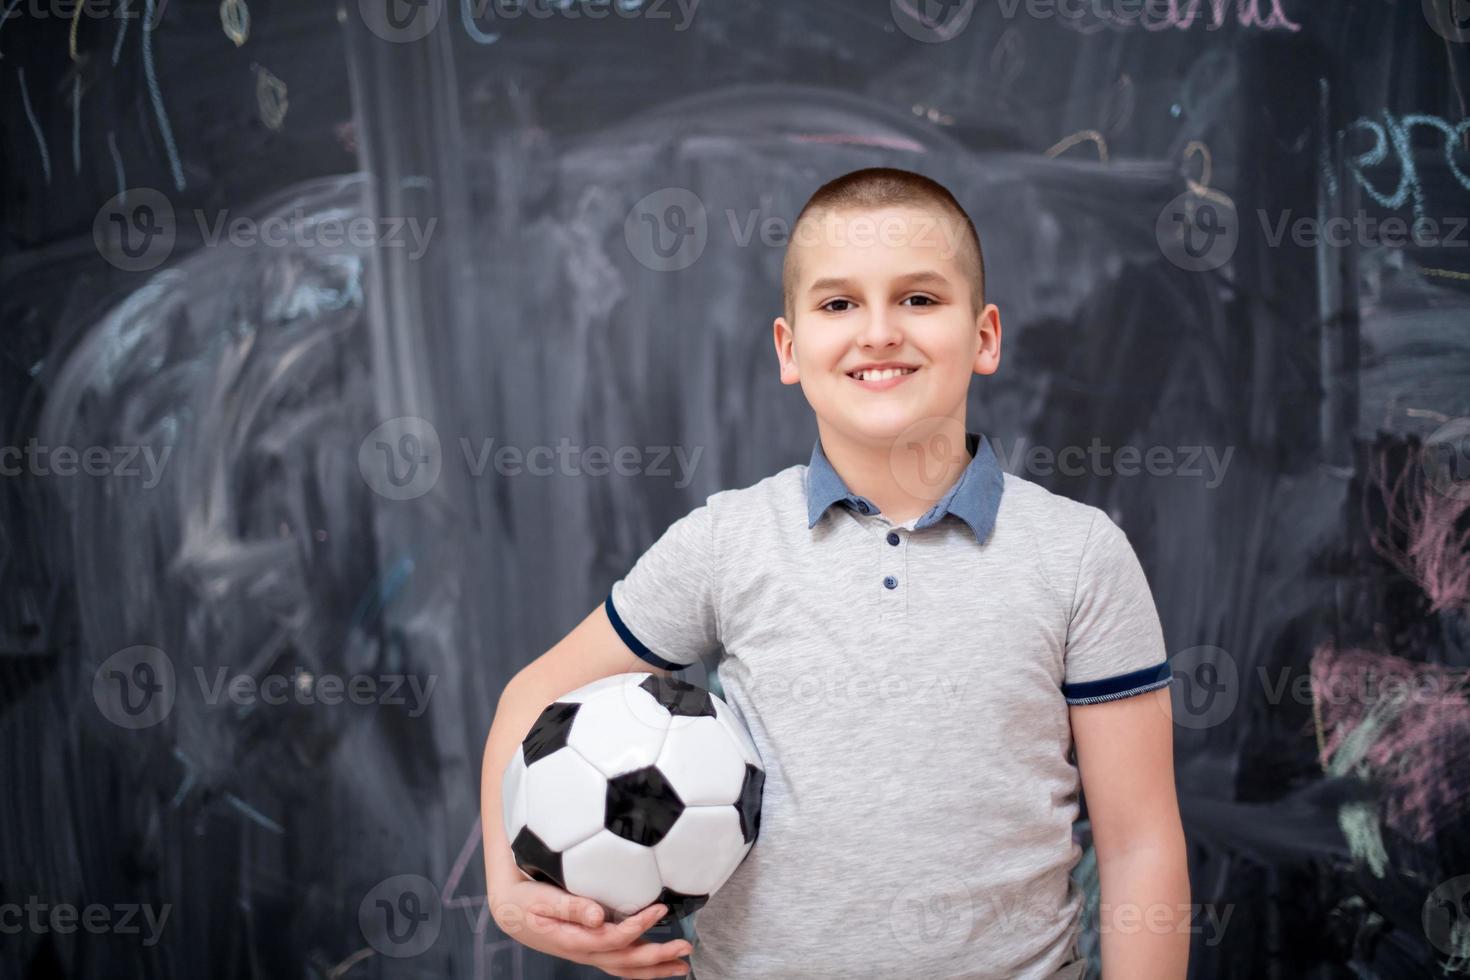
[851,368,915,382]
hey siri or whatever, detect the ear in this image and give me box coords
[972,303,1001,376]
[774,315,800,384]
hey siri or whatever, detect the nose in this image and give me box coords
[855,304,904,351]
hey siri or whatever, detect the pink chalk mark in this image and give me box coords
[1366,441,1470,615]
[1311,643,1470,843]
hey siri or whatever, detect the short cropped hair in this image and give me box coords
[781,167,986,326]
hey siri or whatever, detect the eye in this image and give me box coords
[901,294,938,307]
[820,298,855,313]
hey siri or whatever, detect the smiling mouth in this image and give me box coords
[846,366,918,388]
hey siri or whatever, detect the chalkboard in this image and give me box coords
[2,1,1469,977]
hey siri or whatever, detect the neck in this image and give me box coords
[818,421,973,523]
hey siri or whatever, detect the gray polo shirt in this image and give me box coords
[604,430,1172,979]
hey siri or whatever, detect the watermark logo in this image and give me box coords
[1166,646,1240,730]
[991,435,1233,488]
[1421,417,1470,501]
[1157,191,1238,272]
[194,666,436,717]
[360,874,443,957]
[0,440,172,487]
[886,417,971,503]
[93,646,437,727]
[624,194,975,271]
[890,0,976,42]
[971,0,1298,30]
[93,190,436,270]
[745,663,968,714]
[0,898,170,945]
[1423,0,1470,42]
[883,421,1236,491]
[1092,901,1233,946]
[357,423,704,498]
[1424,874,1470,956]
[888,871,974,956]
[359,416,443,500]
[1258,210,1469,250]
[4,0,170,27]
[463,0,701,31]
[193,209,437,257]
[625,188,708,272]
[94,189,177,273]
[93,646,177,730]
[359,0,443,42]
[726,205,971,260]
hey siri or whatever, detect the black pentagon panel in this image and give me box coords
[510,826,566,890]
[639,674,716,719]
[651,886,708,925]
[522,701,580,766]
[735,764,765,843]
[606,766,685,846]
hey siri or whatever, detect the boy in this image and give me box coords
[481,168,1190,979]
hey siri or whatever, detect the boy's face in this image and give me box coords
[773,204,1001,450]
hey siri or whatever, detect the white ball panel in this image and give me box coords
[568,685,671,778]
[559,674,628,704]
[614,674,681,729]
[562,829,664,917]
[614,671,654,687]
[523,748,607,851]
[501,746,529,843]
[656,715,746,806]
[653,805,748,896]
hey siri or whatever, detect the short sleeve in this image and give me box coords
[1061,511,1172,706]
[604,500,719,670]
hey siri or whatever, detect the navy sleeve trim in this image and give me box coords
[603,593,684,672]
[1062,660,1172,706]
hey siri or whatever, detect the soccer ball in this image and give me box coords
[501,672,764,925]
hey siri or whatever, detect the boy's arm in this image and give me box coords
[481,602,673,900]
[1071,687,1190,980]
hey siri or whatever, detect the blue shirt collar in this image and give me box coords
[804,429,1005,545]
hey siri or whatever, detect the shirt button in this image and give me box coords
[854,500,870,514]
[886,531,900,546]
[883,575,897,589]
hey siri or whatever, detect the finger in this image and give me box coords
[525,903,666,955]
[574,902,674,953]
[526,888,607,927]
[587,936,694,976]
[525,910,613,952]
[592,950,692,979]
[602,963,689,979]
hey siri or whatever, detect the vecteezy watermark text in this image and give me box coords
[194,666,436,718]
[623,188,975,272]
[0,440,171,489]
[464,0,699,27]
[359,0,701,44]
[0,898,170,946]
[990,437,1234,488]
[891,0,1300,43]
[358,418,704,500]
[1259,210,1469,249]
[92,645,437,730]
[4,0,169,25]
[93,188,437,272]
[1164,645,1470,730]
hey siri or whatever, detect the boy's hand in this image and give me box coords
[489,876,692,978]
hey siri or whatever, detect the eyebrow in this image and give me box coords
[805,270,953,295]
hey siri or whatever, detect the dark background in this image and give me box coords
[3,0,1470,977]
